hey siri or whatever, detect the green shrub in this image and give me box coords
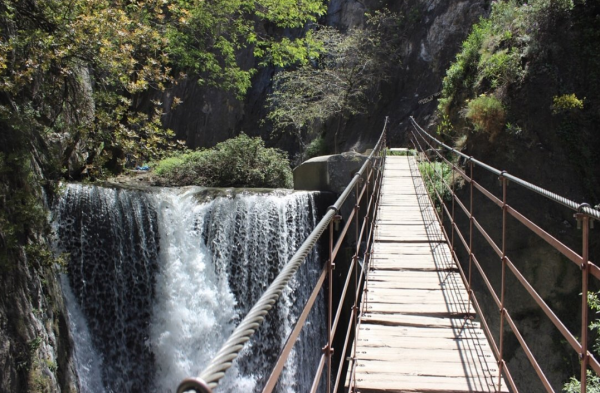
[465,94,506,138]
[563,291,600,393]
[153,156,186,176]
[552,94,585,114]
[439,0,576,120]
[477,48,522,89]
[418,161,454,211]
[304,135,327,159]
[439,19,490,113]
[153,133,293,188]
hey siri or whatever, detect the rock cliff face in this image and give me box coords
[325,0,488,151]
[0,233,78,393]
[160,0,489,156]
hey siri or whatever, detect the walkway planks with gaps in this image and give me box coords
[346,155,508,393]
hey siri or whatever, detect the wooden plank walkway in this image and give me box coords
[346,155,508,393]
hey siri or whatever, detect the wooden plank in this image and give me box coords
[360,313,480,329]
[346,155,507,393]
[353,375,501,393]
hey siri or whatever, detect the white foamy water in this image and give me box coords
[55,185,325,392]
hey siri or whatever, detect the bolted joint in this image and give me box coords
[578,203,592,213]
[574,212,592,230]
[322,345,335,356]
[498,170,507,186]
[333,214,343,231]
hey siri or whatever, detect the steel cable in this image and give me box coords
[177,118,388,393]
[409,117,600,221]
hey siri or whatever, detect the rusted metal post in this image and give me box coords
[439,160,445,226]
[451,165,456,251]
[352,179,361,390]
[498,173,508,391]
[468,160,474,292]
[325,218,335,393]
[580,214,590,393]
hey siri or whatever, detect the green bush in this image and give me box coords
[552,94,585,114]
[439,19,490,113]
[563,291,600,393]
[153,133,293,188]
[304,135,328,159]
[466,94,506,138]
[418,161,454,212]
[477,48,522,89]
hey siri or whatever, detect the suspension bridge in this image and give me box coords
[177,118,600,393]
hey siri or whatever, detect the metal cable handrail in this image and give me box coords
[177,118,388,393]
[409,116,599,392]
[409,116,600,220]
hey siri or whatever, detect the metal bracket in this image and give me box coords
[574,207,593,230]
[334,214,343,231]
[498,170,509,187]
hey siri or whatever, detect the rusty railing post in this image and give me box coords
[325,217,336,393]
[498,172,508,391]
[468,159,474,294]
[353,178,361,382]
[451,164,456,252]
[578,212,591,393]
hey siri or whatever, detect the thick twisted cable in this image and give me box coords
[409,117,600,221]
[177,119,388,393]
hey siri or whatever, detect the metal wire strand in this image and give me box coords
[177,118,389,393]
[409,117,600,221]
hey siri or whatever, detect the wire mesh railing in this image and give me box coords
[409,116,600,393]
[177,118,389,393]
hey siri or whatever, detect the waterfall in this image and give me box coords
[54,184,325,392]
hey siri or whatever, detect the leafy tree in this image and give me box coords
[0,0,327,178]
[166,0,326,98]
[267,11,401,157]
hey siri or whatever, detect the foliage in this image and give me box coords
[418,161,454,206]
[562,291,600,392]
[552,94,585,114]
[436,114,454,135]
[438,18,489,113]
[0,0,327,179]
[438,0,574,119]
[304,136,327,160]
[563,371,600,393]
[267,11,402,154]
[387,149,415,156]
[166,0,326,97]
[0,0,177,177]
[465,94,506,137]
[153,133,292,188]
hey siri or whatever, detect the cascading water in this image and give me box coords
[54,184,326,392]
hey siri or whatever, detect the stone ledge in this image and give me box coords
[293,152,368,194]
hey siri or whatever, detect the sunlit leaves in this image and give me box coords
[166,0,326,96]
[267,12,402,152]
[0,0,327,177]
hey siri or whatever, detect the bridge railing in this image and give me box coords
[409,116,600,393]
[177,118,389,393]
